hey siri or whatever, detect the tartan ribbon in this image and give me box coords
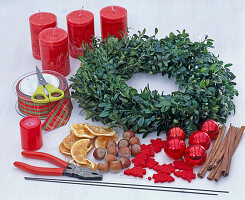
[16,71,72,131]
[42,89,73,131]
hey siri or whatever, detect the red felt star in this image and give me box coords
[131,152,148,167]
[174,170,196,183]
[141,144,155,157]
[145,157,159,169]
[150,138,166,153]
[153,163,175,175]
[152,171,175,183]
[124,166,146,178]
[173,159,193,171]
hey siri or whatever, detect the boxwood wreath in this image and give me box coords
[70,29,238,138]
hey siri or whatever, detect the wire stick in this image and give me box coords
[25,177,220,196]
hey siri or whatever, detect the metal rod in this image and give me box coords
[25,177,218,196]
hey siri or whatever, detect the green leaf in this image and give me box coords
[138,118,145,128]
[155,28,158,35]
[99,110,110,117]
[98,103,107,107]
[200,80,206,89]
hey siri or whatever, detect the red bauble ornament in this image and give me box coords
[166,126,186,141]
[188,131,211,150]
[184,145,207,166]
[164,138,186,159]
[200,119,219,140]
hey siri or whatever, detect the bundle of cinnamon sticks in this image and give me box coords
[197,124,245,182]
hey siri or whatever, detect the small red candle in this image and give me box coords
[20,116,43,150]
[100,6,127,40]
[39,27,71,76]
[66,10,94,58]
[29,12,57,60]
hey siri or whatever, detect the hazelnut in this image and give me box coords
[118,139,129,149]
[104,153,117,163]
[97,163,109,173]
[129,137,141,146]
[119,157,131,168]
[106,140,116,148]
[123,130,135,141]
[109,161,122,173]
[118,146,131,158]
[93,148,106,160]
[107,146,117,156]
[131,144,142,157]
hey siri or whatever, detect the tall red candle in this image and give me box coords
[29,12,57,60]
[66,10,94,58]
[20,116,43,150]
[100,6,127,40]
[39,27,71,76]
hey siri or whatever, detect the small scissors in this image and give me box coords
[31,66,64,103]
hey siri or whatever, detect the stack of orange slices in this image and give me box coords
[59,123,118,170]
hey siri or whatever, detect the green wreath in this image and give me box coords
[70,29,238,138]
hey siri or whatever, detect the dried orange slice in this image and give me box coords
[87,142,93,153]
[68,159,97,170]
[94,134,118,148]
[83,159,97,170]
[62,135,79,150]
[70,130,75,137]
[71,123,95,139]
[71,139,91,164]
[59,143,71,156]
[84,123,116,136]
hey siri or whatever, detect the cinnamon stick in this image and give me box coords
[219,126,235,176]
[233,126,245,152]
[214,166,223,182]
[223,126,245,176]
[221,126,237,176]
[208,125,232,170]
[207,160,222,181]
[197,125,226,178]
[210,126,244,181]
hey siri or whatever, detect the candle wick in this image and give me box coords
[29,122,31,125]
[39,10,43,18]
[79,5,84,17]
[111,5,115,13]
[52,26,57,35]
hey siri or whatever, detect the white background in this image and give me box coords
[0,0,245,199]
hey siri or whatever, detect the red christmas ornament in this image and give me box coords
[166,126,186,141]
[184,144,207,167]
[164,138,186,159]
[199,119,219,140]
[188,131,211,150]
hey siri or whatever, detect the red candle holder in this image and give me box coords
[29,12,57,60]
[39,27,71,76]
[66,10,94,58]
[100,6,127,40]
[20,116,43,150]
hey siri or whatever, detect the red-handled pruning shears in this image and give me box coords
[14,151,103,180]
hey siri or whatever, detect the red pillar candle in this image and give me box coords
[20,116,43,150]
[39,27,71,76]
[29,12,57,60]
[66,10,94,58]
[100,6,127,40]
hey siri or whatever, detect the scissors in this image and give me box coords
[31,66,64,103]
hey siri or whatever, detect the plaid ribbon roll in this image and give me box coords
[42,89,73,131]
[15,70,72,131]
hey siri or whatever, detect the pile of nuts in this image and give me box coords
[93,130,142,173]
